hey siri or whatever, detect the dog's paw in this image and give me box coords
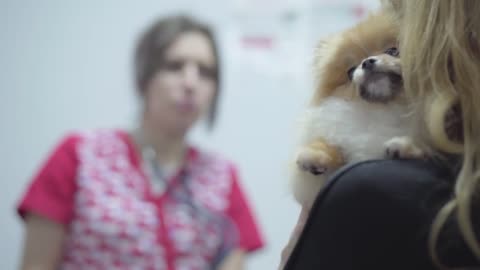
[296,148,333,175]
[384,136,424,159]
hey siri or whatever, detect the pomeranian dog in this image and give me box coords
[290,12,423,209]
[280,12,423,269]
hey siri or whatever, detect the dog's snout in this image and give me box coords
[362,58,376,70]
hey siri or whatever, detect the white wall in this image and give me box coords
[0,0,379,269]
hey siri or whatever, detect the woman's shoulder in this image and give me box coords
[321,158,456,203]
[287,159,458,269]
[59,128,131,145]
[50,128,132,161]
[314,158,458,227]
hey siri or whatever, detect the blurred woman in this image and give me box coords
[18,15,264,270]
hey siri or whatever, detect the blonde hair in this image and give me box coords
[383,0,480,268]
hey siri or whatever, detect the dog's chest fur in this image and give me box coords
[299,97,411,163]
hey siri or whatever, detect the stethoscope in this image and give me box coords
[132,128,187,196]
[132,129,238,267]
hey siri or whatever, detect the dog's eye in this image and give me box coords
[347,67,356,80]
[385,47,399,57]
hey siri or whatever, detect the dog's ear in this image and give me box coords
[380,0,402,11]
[311,37,334,106]
[315,37,328,54]
[379,0,403,21]
[312,34,340,74]
[316,39,328,50]
[312,37,331,66]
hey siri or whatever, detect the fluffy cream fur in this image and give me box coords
[291,97,412,206]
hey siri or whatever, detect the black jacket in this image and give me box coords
[284,158,479,270]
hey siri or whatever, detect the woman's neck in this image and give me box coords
[140,125,188,172]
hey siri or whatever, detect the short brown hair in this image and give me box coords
[134,14,221,129]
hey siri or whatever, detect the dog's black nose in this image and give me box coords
[362,58,376,70]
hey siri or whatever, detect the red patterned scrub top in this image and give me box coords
[18,129,264,270]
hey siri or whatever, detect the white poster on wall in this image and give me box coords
[221,0,379,83]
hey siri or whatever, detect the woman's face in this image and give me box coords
[143,31,217,136]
